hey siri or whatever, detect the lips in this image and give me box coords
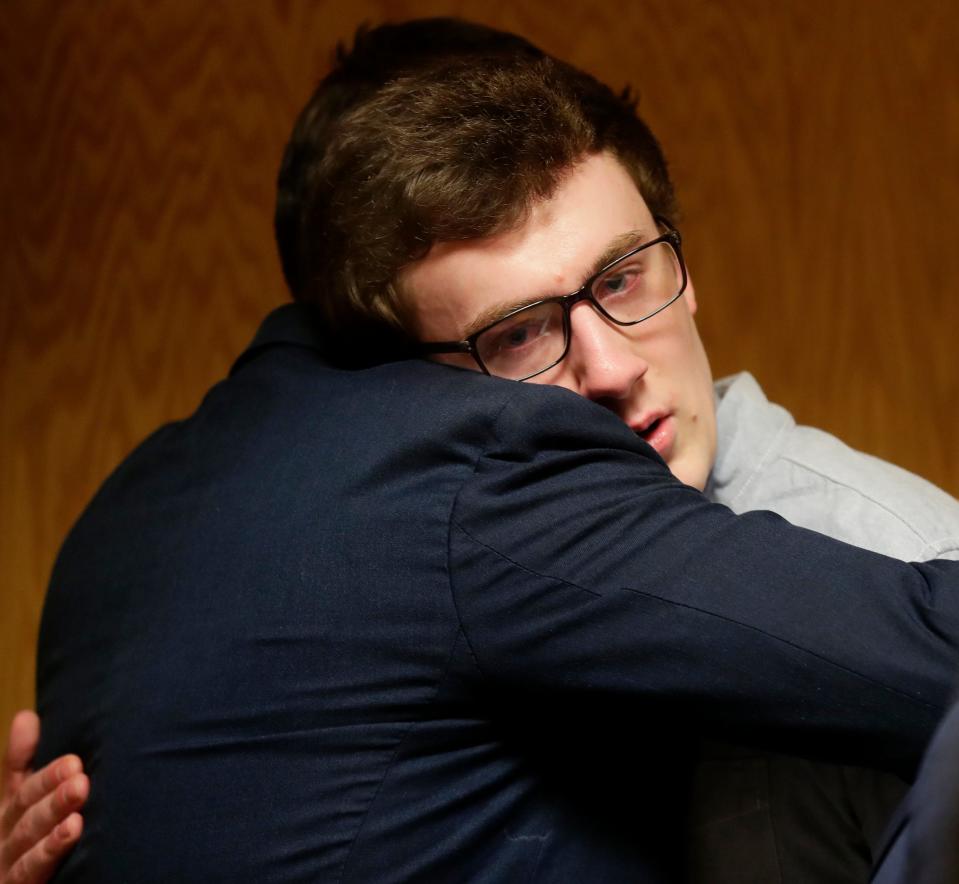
[633,411,666,438]
[632,412,677,461]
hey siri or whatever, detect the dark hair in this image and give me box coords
[274,18,676,354]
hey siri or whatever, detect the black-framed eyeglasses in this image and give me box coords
[419,224,687,381]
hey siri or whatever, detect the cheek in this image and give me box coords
[658,321,717,447]
[672,319,713,390]
[648,323,708,385]
[525,361,583,396]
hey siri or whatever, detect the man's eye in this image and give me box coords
[480,308,558,361]
[505,325,532,347]
[598,267,640,297]
[491,317,548,351]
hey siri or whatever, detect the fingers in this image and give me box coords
[5,811,83,884]
[1,714,86,884]
[1,713,40,797]
[3,770,88,872]
[1,755,84,842]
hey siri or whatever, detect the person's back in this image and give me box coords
[35,307,695,880]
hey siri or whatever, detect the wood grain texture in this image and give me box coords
[2,0,958,757]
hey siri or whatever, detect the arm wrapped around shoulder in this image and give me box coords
[450,384,959,775]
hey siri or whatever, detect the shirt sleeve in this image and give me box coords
[447,386,959,773]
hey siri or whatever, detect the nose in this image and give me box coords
[558,302,648,402]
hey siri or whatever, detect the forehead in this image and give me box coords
[402,152,657,342]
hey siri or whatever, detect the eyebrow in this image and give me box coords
[460,228,651,339]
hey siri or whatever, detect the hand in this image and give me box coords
[0,711,87,884]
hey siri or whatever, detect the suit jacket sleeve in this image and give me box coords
[448,386,959,772]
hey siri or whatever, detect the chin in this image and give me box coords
[668,458,709,491]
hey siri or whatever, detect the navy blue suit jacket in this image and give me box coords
[36,305,959,881]
[871,696,959,884]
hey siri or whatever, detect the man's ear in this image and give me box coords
[685,275,698,315]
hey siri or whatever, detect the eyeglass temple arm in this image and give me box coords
[418,340,473,354]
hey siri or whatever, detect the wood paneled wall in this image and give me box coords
[3,0,958,754]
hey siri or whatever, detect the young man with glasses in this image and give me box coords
[5,18,959,884]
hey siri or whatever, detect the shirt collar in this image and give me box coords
[705,371,793,505]
[229,303,328,375]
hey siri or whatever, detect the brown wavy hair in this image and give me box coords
[274,19,676,356]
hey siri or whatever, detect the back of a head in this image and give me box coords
[275,19,543,302]
[275,18,676,362]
